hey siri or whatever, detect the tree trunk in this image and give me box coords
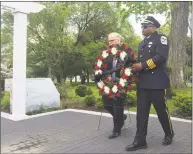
[56,75,61,84]
[48,66,52,78]
[168,2,189,88]
[70,78,72,84]
[86,69,89,83]
[75,75,77,83]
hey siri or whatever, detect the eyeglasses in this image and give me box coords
[141,25,154,29]
[108,39,117,42]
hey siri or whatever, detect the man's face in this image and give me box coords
[108,36,120,47]
[141,24,155,36]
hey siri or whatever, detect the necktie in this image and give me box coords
[112,58,117,81]
[144,37,148,44]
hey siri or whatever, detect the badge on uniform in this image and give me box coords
[161,36,167,45]
[148,42,153,48]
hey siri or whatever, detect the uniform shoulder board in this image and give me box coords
[160,35,168,45]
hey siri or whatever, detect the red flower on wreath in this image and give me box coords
[116,93,121,97]
[130,52,134,57]
[103,64,107,69]
[118,84,123,89]
[122,74,129,80]
[95,66,100,70]
[121,67,125,71]
[109,90,113,95]
[131,77,137,82]
[97,55,103,60]
[127,85,133,90]
[117,50,122,55]
[104,77,111,82]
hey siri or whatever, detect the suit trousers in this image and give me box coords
[135,88,174,141]
[102,96,125,133]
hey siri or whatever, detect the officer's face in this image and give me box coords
[141,24,155,36]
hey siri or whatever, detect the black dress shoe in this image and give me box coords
[124,114,127,120]
[162,133,175,145]
[125,141,147,151]
[120,114,127,129]
[109,132,121,139]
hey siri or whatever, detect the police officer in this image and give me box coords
[125,16,174,151]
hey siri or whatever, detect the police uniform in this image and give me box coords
[126,16,174,151]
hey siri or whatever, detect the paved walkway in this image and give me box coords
[1,110,192,153]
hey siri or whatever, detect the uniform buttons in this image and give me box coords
[152,72,154,74]
[149,50,151,52]
[140,55,142,57]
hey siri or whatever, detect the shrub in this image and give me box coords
[75,85,92,97]
[1,92,10,111]
[165,88,176,99]
[126,91,137,107]
[95,98,104,108]
[84,95,96,107]
[172,93,192,117]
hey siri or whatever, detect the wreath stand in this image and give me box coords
[97,97,132,135]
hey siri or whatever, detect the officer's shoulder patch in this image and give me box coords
[160,35,167,45]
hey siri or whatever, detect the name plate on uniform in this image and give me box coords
[7,78,60,112]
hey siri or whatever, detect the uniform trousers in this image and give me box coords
[135,88,174,141]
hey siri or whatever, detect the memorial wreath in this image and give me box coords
[93,43,137,99]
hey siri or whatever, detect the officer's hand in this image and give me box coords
[132,63,142,72]
[103,70,111,75]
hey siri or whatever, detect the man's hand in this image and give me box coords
[94,73,103,82]
[132,63,143,72]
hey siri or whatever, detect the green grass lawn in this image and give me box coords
[60,82,191,115]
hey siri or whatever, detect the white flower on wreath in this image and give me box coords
[97,81,104,89]
[95,69,103,75]
[120,51,127,61]
[102,50,109,59]
[104,86,110,94]
[119,78,127,87]
[125,68,132,76]
[111,47,117,55]
[97,60,102,67]
[112,85,118,93]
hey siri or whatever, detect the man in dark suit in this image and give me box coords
[125,16,174,151]
[94,32,134,139]
[104,32,127,139]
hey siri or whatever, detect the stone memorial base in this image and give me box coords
[5,78,60,113]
